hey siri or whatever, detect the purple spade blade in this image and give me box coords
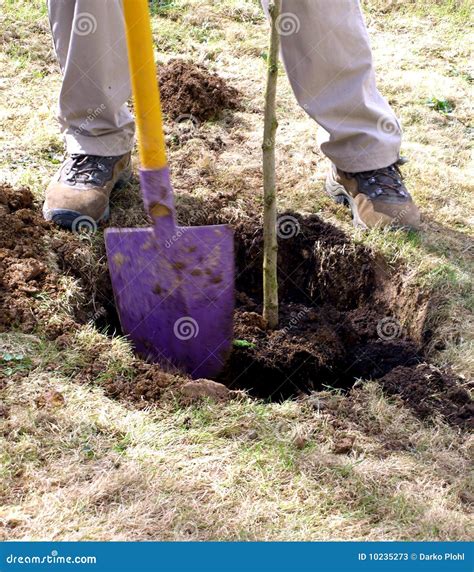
[105,223,234,379]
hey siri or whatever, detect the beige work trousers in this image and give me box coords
[47,0,402,172]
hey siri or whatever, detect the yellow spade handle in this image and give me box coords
[122,0,167,170]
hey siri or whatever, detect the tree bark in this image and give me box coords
[262,0,281,329]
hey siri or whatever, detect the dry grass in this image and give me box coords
[0,0,473,541]
[1,355,472,541]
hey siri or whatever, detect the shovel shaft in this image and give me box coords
[122,0,167,170]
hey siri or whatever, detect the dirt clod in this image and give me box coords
[35,390,66,409]
[380,364,473,430]
[159,59,239,121]
[333,435,356,455]
[180,379,231,402]
[293,434,309,450]
[102,363,179,407]
[0,184,54,333]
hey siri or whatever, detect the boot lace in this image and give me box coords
[66,154,114,186]
[352,162,408,200]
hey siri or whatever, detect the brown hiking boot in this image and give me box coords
[43,153,132,230]
[326,161,421,230]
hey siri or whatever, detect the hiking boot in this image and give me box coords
[325,161,421,230]
[43,153,132,229]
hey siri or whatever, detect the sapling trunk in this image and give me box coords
[262,0,281,330]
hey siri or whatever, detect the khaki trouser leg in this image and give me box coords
[48,0,134,156]
[261,0,402,172]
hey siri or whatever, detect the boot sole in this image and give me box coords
[43,168,132,231]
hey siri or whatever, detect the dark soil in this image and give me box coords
[0,183,105,338]
[217,213,419,399]
[1,185,471,429]
[232,213,376,309]
[101,362,179,405]
[0,184,69,336]
[380,364,474,430]
[159,59,240,121]
[213,212,472,429]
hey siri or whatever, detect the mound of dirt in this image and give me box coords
[102,362,180,406]
[0,184,58,335]
[232,213,376,309]
[380,364,473,430]
[0,184,95,338]
[159,59,239,121]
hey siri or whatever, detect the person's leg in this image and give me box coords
[262,0,401,172]
[48,0,134,155]
[45,0,133,228]
[261,0,419,230]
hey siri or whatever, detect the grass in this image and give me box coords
[1,369,472,540]
[0,0,473,541]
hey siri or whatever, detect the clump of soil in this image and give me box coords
[232,213,376,309]
[102,362,180,406]
[380,364,473,429]
[159,59,240,121]
[0,184,105,338]
[0,184,67,336]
